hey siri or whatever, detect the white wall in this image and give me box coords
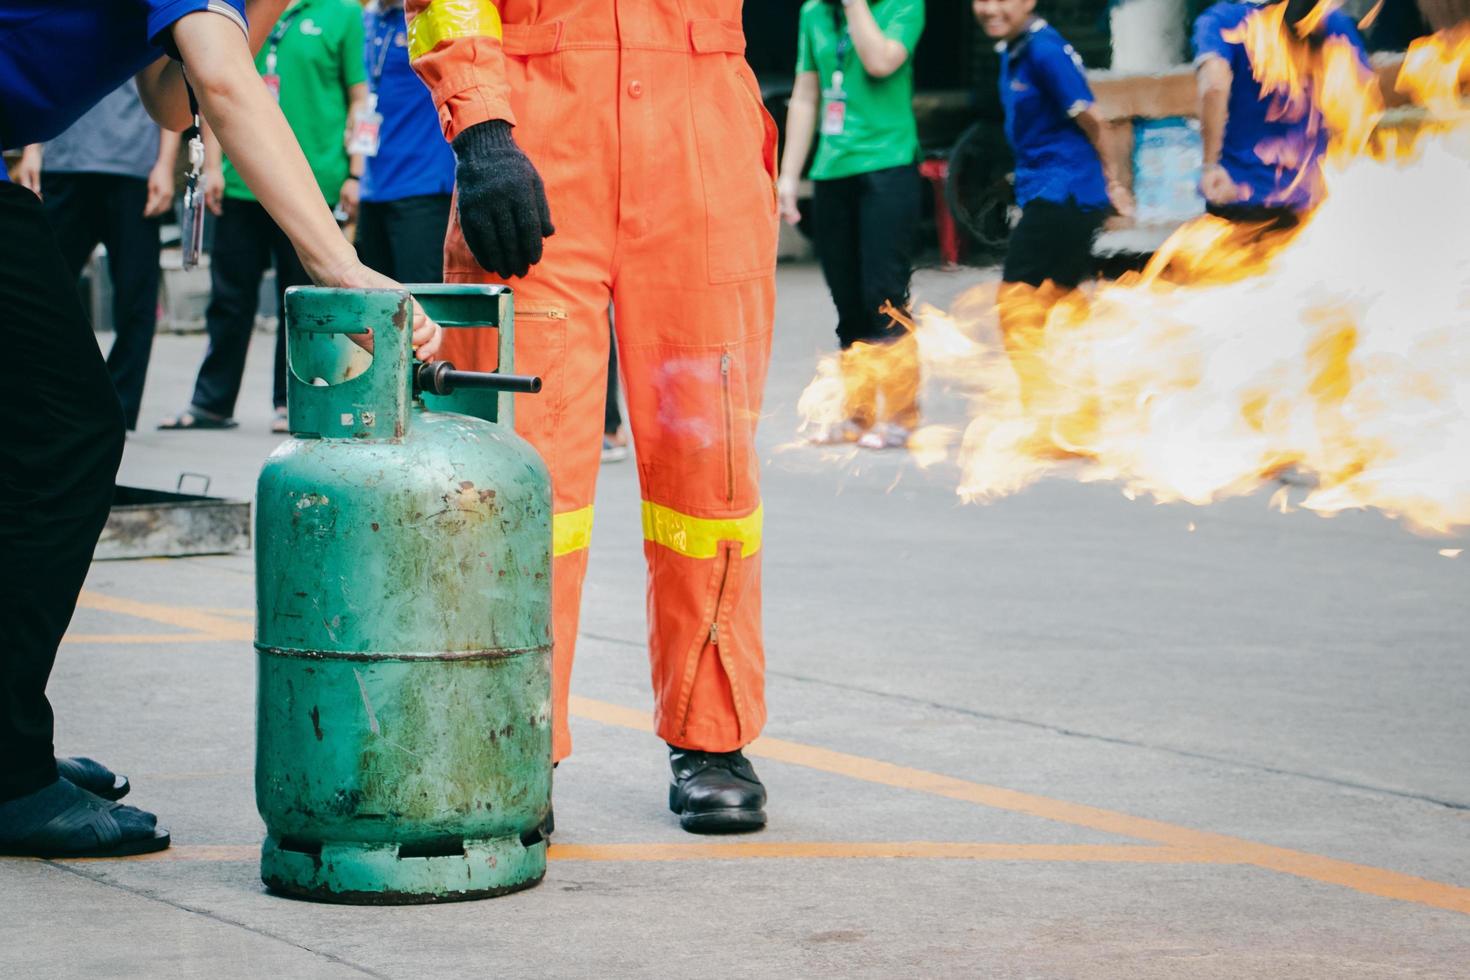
[1110,0,1189,72]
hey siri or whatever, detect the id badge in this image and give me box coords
[181,177,205,270]
[821,96,847,137]
[263,74,281,102]
[348,110,383,158]
[180,133,206,270]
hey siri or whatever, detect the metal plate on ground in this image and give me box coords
[96,485,251,560]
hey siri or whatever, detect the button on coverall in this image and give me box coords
[405,1,778,762]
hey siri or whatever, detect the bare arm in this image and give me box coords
[777,71,820,225]
[202,120,225,214]
[338,82,369,221]
[1196,55,1244,205]
[1197,56,1231,169]
[15,145,42,194]
[344,82,369,171]
[143,128,182,217]
[136,0,292,130]
[165,8,441,355]
[1074,107,1121,186]
[1075,106,1132,216]
[843,0,910,80]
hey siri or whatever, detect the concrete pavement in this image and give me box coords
[3,264,1468,978]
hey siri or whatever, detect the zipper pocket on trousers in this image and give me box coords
[678,543,733,740]
[516,307,568,320]
[721,350,735,505]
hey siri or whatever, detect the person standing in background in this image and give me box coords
[779,0,926,452]
[354,0,455,284]
[1194,0,1371,230]
[160,0,366,433]
[973,0,1132,457]
[14,81,179,432]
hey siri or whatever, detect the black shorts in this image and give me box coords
[1002,198,1107,289]
[1205,202,1301,233]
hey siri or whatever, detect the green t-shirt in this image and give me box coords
[223,0,366,203]
[796,0,924,181]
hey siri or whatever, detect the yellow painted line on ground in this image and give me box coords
[547,842,1222,864]
[59,595,1470,916]
[75,592,252,642]
[200,608,254,619]
[41,842,1218,866]
[61,633,217,645]
[570,696,1470,917]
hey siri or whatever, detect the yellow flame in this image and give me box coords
[793,28,1470,536]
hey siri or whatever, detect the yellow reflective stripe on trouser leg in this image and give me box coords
[552,506,594,558]
[641,502,763,560]
[408,0,504,61]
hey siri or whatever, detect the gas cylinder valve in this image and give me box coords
[414,360,542,396]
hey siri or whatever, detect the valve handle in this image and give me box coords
[414,360,542,397]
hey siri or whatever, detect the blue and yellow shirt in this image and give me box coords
[999,18,1109,210]
[1193,1,1368,210]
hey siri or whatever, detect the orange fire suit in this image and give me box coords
[406,1,778,762]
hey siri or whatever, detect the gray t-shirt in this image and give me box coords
[44,79,160,178]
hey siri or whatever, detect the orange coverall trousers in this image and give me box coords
[407,1,778,762]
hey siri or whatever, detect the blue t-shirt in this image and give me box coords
[999,19,1108,210]
[1193,1,1368,210]
[361,4,456,203]
[0,1,247,151]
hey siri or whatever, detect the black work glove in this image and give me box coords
[451,120,555,279]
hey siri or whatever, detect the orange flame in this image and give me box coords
[793,27,1470,535]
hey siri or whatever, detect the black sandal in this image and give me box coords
[56,757,129,801]
[157,410,237,430]
[0,791,170,859]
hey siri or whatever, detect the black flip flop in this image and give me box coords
[0,792,170,859]
[157,410,238,430]
[56,757,129,801]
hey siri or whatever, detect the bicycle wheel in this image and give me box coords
[945,120,1015,255]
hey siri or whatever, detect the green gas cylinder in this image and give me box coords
[254,285,552,904]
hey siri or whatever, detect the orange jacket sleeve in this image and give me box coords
[404,0,515,140]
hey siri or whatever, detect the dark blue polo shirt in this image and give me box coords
[999,18,1109,210]
[360,4,456,204]
[1193,1,1369,211]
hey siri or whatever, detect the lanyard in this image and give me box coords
[830,18,852,93]
[264,2,307,76]
[367,12,398,93]
[180,79,206,269]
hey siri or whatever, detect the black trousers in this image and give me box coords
[812,164,921,350]
[189,197,309,417]
[355,194,452,284]
[1003,198,1106,289]
[41,172,162,431]
[1205,201,1301,233]
[0,182,126,802]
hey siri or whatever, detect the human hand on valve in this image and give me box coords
[451,120,556,279]
[319,259,445,361]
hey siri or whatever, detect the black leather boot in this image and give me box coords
[667,745,767,834]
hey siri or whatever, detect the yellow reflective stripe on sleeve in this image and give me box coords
[641,502,763,560]
[408,0,504,61]
[552,506,594,558]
